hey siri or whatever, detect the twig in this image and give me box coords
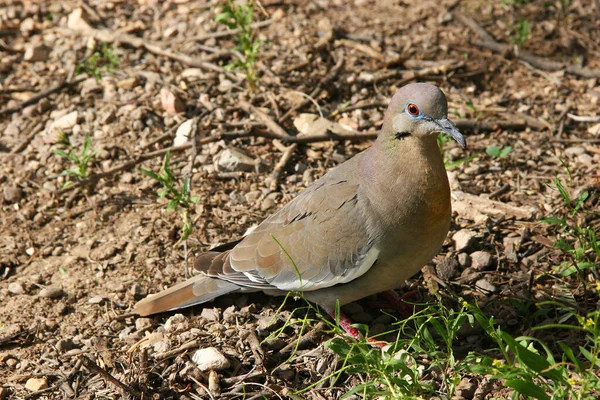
[453,12,600,79]
[239,100,292,139]
[154,339,202,361]
[279,53,345,122]
[10,119,43,154]
[183,118,199,278]
[0,76,86,116]
[567,113,600,123]
[186,19,273,42]
[241,330,265,366]
[269,143,298,191]
[80,356,139,398]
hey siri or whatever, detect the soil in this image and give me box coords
[1,0,599,399]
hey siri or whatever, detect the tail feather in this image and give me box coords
[134,274,240,316]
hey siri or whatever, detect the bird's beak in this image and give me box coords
[436,118,467,149]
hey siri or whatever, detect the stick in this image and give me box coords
[269,143,298,191]
[454,12,600,79]
[80,356,140,398]
[0,76,86,116]
[239,100,291,139]
[154,339,202,361]
[186,19,273,42]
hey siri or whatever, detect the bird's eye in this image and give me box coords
[407,103,419,116]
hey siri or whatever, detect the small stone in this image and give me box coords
[25,377,48,392]
[50,111,78,131]
[117,77,138,90]
[164,314,189,332]
[475,279,496,293]
[120,172,134,184]
[8,282,25,295]
[470,251,492,270]
[260,197,275,211]
[223,305,237,323]
[160,88,185,114]
[56,338,77,353]
[38,286,63,299]
[135,318,153,332]
[564,146,586,156]
[24,44,51,62]
[503,237,520,263]
[20,18,35,33]
[87,295,107,304]
[200,308,220,322]
[67,8,92,30]
[436,258,459,280]
[5,358,18,369]
[192,347,231,371]
[81,77,102,96]
[457,252,471,267]
[452,229,477,252]
[257,315,282,331]
[245,190,262,203]
[216,148,257,172]
[577,153,593,165]
[130,283,145,297]
[352,311,373,324]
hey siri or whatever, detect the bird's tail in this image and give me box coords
[134,273,240,316]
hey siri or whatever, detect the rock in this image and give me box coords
[503,237,520,263]
[229,190,246,205]
[117,77,138,90]
[245,190,262,203]
[222,305,237,323]
[8,282,25,295]
[56,338,77,353]
[457,252,471,267]
[216,148,257,172]
[260,197,275,211]
[173,119,194,147]
[67,8,92,30]
[341,302,364,315]
[470,251,492,270]
[23,45,51,62]
[475,279,496,293]
[578,153,593,165]
[164,314,189,332]
[192,347,231,371]
[436,257,458,280]
[200,308,220,322]
[135,318,153,332]
[452,229,477,252]
[455,378,478,399]
[257,315,282,331]
[160,88,185,114]
[90,242,119,260]
[130,283,145,297]
[50,111,78,132]
[20,18,35,33]
[25,377,48,392]
[38,286,63,299]
[81,77,102,96]
[564,146,585,156]
[352,311,373,324]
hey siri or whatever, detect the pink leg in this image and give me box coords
[326,309,386,348]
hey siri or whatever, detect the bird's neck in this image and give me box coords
[359,135,451,232]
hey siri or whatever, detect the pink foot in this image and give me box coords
[370,290,419,318]
[327,309,386,348]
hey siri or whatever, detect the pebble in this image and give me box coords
[38,286,63,299]
[564,146,585,156]
[245,190,262,203]
[135,318,154,332]
[130,283,145,297]
[457,252,471,267]
[164,314,189,332]
[200,308,220,322]
[503,237,520,263]
[25,377,48,392]
[192,347,231,371]
[5,358,18,369]
[436,257,459,280]
[8,282,25,295]
[257,315,282,331]
[260,197,276,211]
[56,338,77,353]
[475,279,496,293]
[3,185,22,203]
[578,153,593,165]
[216,148,257,172]
[452,229,477,252]
[470,251,492,270]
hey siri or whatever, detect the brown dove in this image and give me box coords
[135,83,466,341]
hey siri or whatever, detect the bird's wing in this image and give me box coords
[195,154,379,292]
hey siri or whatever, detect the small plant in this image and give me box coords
[140,151,200,245]
[76,42,120,80]
[438,133,476,170]
[486,145,513,158]
[513,18,531,46]
[215,0,261,87]
[52,133,96,188]
[541,176,599,278]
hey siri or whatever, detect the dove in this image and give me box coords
[134,83,466,342]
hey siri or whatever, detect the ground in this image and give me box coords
[1,0,600,399]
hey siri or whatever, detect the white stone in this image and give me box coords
[192,347,231,371]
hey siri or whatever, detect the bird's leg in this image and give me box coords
[370,290,419,318]
[326,309,386,348]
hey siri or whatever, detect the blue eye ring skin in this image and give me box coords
[405,103,423,118]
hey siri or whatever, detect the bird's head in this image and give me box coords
[380,83,466,148]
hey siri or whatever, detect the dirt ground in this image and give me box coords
[1,0,600,398]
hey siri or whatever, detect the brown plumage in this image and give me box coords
[134,83,466,334]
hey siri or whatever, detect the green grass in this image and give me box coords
[140,151,200,246]
[215,0,261,87]
[76,42,120,80]
[51,133,96,188]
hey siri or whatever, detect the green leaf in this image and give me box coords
[486,146,501,157]
[500,332,563,381]
[140,168,161,181]
[52,148,71,158]
[505,379,550,400]
[167,199,178,211]
[558,342,583,372]
[540,216,566,226]
[499,146,512,158]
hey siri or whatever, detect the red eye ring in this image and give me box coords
[407,103,419,116]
